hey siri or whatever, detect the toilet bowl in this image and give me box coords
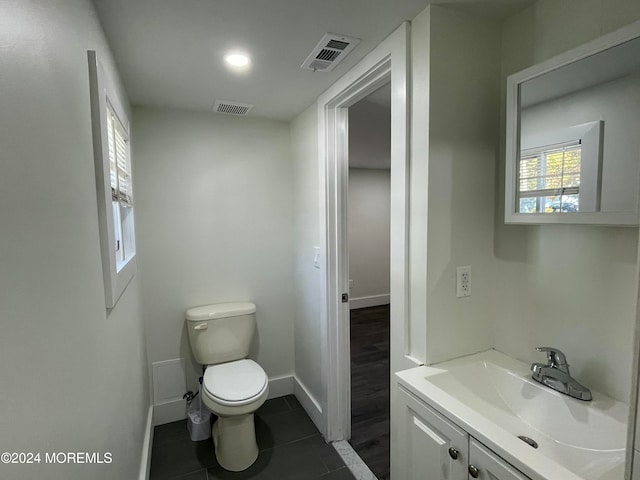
[201,359,268,471]
[185,302,268,471]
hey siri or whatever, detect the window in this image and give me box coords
[517,121,603,215]
[106,104,135,268]
[88,51,136,308]
[518,142,581,213]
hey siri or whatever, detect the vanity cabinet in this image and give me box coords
[394,386,531,480]
[395,383,468,479]
[469,439,530,480]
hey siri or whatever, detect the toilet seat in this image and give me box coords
[204,359,268,406]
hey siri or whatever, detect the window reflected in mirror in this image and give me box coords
[517,121,603,215]
[518,143,581,213]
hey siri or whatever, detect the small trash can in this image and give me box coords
[187,409,211,441]
[187,378,211,441]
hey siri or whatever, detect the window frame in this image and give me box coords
[88,50,137,309]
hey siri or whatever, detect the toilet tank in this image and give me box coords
[186,302,256,366]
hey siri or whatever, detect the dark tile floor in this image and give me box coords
[349,304,390,480]
[150,395,355,480]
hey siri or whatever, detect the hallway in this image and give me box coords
[349,304,390,480]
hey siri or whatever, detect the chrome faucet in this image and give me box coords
[530,347,592,401]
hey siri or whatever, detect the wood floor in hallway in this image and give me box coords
[349,304,390,480]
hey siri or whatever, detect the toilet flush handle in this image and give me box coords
[193,323,208,331]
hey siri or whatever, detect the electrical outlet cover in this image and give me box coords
[456,266,471,298]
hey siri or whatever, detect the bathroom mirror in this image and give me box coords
[505,22,640,225]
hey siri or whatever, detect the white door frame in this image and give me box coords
[317,22,419,441]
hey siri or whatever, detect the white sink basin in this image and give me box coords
[396,350,628,480]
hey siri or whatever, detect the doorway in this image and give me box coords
[317,22,418,449]
[347,83,392,479]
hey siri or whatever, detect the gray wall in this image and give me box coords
[348,169,391,302]
[290,103,324,415]
[0,1,150,478]
[495,0,640,404]
[410,0,639,406]
[349,98,391,170]
[347,95,392,305]
[132,107,295,407]
[412,6,502,365]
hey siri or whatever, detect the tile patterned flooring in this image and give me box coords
[349,304,390,480]
[150,395,355,480]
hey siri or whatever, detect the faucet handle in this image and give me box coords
[536,347,567,367]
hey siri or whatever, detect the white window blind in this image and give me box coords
[106,103,133,207]
[105,101,135,265]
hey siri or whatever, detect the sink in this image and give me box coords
[396,350,628,479]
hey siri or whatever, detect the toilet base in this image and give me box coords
[212,413,259,471]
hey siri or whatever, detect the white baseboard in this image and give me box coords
[349,294,390,310]
[139,406,154,480]
[152,375,295,426]
[293,376,323,432]
[267,375,294,398]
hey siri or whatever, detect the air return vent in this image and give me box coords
[213,100,253,116]
[301,33,360,72]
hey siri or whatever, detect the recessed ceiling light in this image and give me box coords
[224,53,250,68]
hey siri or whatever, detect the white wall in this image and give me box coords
[495,0,640,404]
[0,1,150,479]
[521,73,640,213]
[290,103,324,414]
[415,6,501,364]
[132,107,295,409]
[348,169,391,303]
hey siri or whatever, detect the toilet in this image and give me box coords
[186,302,268,471]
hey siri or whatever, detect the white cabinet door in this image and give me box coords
[393,386,468,479]
[468,439,531,480]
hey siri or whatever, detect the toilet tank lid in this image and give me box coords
[186,302,256,321]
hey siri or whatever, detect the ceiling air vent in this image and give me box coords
[301,33,360,72]
[213,100,254,116]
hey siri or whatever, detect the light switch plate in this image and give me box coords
[313,247,320,269]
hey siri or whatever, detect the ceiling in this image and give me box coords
[93,0,535,121]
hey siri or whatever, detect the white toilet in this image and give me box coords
[186,302,268,472]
